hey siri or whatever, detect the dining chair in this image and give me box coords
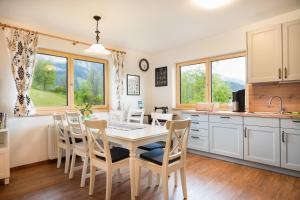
[53,113,72,174]
[135,120,191,200]
[109,110,124,123]
[127,108,144,124]
[65,111,89,187]
[138,112,173,151]
[85,119,129,200]
[138,112,173,187]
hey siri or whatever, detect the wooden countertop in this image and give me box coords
[179,110,300,119]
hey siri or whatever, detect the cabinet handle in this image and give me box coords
[191,129,199,132]
[278,68,282,79]
[292,120,300,123]
[220,116,230,119]
[244,127,247,138]
[191,115,199,117]
[192,121,199,124]
[191,136,200,139]
[282,131,285,143]
[284,67,288,79]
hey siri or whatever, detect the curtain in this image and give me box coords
[111,52,125,110]
[4,28,38,116]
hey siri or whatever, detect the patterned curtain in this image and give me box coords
[4,28,38,116]
[111,52,125,110]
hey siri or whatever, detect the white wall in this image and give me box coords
[147,9,300,112]
[0,20,153,167]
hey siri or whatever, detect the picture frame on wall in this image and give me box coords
[155,66,168,87]
[127,74,140,95]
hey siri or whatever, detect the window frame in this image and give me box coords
[176,51,246,110]
[34,48,109,114]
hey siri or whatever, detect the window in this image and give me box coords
[180,63,206,104]
[74,59,105,106]
[31,54,68,107]
[30,49,109,113]
[211,56,246,103]
[176,52,246,109]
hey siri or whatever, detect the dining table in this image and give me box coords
[103,122,169,200]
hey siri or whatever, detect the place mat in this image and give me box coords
[108,122,145,131]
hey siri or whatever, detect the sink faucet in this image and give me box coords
[268,96,284,114]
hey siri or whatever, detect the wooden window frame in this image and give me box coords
[176,51,246,110]
[34,48,109,114]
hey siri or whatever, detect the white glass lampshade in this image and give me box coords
[84,43,111,55]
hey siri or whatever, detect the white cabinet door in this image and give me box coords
[188,135,209,152]
[283,19,300,81]
[247,25,282,83]
[281,128,300,171]
[209,123,243,159]
[244,125,280,166]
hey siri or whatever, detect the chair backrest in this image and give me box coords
[65,111,88,151]
[151,112,173,126]
[53,113,69,145]
[127,108,144,124]
[109,110,124,123]
[162,120,191,168]
[85,120,112,164]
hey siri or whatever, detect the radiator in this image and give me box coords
[48,124,57,160]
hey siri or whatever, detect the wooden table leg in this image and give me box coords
[129,145,137,200]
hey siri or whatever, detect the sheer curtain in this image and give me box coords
[4,28,38,116]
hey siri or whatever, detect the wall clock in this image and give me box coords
[139,58,149,72]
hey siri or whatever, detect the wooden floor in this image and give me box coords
[0,153,300,200]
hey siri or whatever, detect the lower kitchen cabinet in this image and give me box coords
[281,127,300,171]
[188,134,209,152]
[244,125,280,167]
[209,123,244,159]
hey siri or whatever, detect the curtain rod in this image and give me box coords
[0,22,126,54]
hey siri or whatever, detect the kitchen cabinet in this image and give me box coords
[247,19,300,83]
[283,19,300,81]
[281,119,300,171]
[209,115,243,159]
[244,117,280,166]
[182,113,209,152]
[247,24,282,83]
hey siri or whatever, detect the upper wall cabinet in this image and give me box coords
[247,19,300,83]
[282,19,300,81]
[247,25,282,83]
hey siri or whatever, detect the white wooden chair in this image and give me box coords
[127,108,144,124]
[53,113,72,174]
[138,112,173,151]
[138,112,174,187]
[136,120,191,200]
[85,119,129,200]
[109,110,124,123]
[66,111,89,187]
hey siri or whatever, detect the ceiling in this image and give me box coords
[0,0,300,54]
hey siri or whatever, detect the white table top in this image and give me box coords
[106,123,168,142]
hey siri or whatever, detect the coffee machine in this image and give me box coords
[232,89,245,112]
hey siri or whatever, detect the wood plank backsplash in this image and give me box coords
[248,82,300,112]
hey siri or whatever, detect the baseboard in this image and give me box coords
[188,149,300,178]
[11,159,56,171]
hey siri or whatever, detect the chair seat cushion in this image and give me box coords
[138,142,165,151]
[140,148,180,166]
[96,147,129,163]
[62,137,83,144]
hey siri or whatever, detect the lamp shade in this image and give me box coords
[84,43,111,55]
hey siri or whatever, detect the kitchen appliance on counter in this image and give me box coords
[0,113,7,129]
[232,89,245,112]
